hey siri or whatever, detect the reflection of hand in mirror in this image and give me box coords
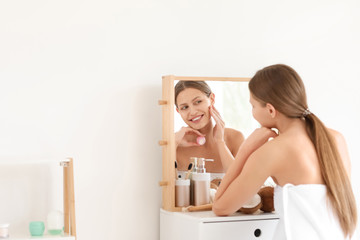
[175,127,205,148]
[174,81,245,174]
[209,105,225,143]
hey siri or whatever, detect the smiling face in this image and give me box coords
[176,88,214,130]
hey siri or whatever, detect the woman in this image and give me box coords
[175,81,244,177]
[212,64,357,239]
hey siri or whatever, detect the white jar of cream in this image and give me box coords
[0,224,10,239]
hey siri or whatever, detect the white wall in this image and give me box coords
[1,1,359,239]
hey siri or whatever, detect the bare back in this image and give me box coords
[268,127,350,186]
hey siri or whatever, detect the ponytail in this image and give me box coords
[305,113,357,237]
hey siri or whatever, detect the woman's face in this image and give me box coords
[176,88,213,130]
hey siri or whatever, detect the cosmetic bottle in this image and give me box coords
[189,157,198,205]
[175,178,190,207]
[192,158,210,206]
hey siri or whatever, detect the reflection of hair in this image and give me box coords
[249,64,357,238]
[174,81,212,107]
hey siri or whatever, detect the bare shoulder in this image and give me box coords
[224,128,244,147]
[327,128,346,143]
[224,128,245,155]
[247,137,284,171]
[224,128,244,140]
[327,128,351,176]
[327,128,349,152]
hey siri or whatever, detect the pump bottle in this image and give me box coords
[192,157,211,206]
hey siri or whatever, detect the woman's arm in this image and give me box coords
[213,128,278,215]
[212,147,275,215]
[210,105,244,171]
[215,141,237,171]
[214,128,245,172]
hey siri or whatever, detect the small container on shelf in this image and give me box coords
[47,210,64,235]
[29,221,45,236]
[0,223,10,239]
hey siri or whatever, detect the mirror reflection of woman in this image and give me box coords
[175,81,244,178]
[213,64,357,239]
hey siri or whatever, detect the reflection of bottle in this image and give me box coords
[189,157,197,205]
[192,158,210,206]
[190,157,198,173]
[175,179,190,207]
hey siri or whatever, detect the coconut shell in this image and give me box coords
[210,183,218,190]
[238,194,262,214]
[258,186,275,212]
[239,202,262,214]
[211,178,221,188]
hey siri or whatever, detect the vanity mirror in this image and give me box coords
[159,76,256,211]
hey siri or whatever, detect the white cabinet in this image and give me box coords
[160,209,279,240]
[201,219,278,240]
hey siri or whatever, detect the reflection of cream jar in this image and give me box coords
[192,172,210,206]
[0,224,9,238]
[175,179,190,207]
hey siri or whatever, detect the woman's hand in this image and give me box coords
[210,105,225,143]
[175,127,205,148]
[241,127,278,156]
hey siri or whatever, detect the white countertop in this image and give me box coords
[160,208,279,223]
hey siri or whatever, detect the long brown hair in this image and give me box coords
[249,64,357,237]
[174,81,212,108]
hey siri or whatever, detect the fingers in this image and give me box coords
[176,127,205,148]
[260,127,278,138]
[181,137,203,147]
[269,129,278,138]
[186,142,202,147]
[179,127,205,138]
[253,127,278,142]
[184,127,205,137]
[210,105,225,126]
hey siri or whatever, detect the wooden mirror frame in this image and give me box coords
[159,75,251,211]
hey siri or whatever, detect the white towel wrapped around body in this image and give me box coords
[273,184,346,240]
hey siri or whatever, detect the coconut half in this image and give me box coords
[210,183,218,190]
[239,193,262,214]
[258,186,275,212]
[211,178,221,188]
